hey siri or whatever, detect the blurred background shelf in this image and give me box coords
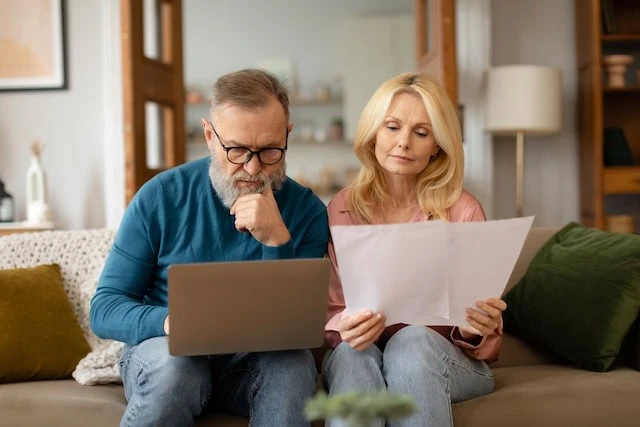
[601,34,640,42]
[603,86,640,93]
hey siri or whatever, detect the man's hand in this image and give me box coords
[230,184,290,246]
[164,315,170,335]
[337,311,386,351]
[459,298,506,339]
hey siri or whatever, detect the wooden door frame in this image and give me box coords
[414,0,458,107]
[121,0,185,204]
[103,0,186,228]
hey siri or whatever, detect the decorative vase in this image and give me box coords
[0,179,14,222]
[25,140,53,225]
[603,54,634,88]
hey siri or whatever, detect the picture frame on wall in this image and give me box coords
[0,0,67,92]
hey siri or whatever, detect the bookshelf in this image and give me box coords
[576,0,640,232]
[601,34,640,42]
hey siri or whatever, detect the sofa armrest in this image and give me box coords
[489,333,565,369]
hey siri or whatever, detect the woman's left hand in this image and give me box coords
[459,298,506,338]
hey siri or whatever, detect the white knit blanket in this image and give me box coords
[0,229,124,385]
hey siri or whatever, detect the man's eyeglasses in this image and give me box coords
[209,121,288,165]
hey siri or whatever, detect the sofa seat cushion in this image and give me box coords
[0,380,125,427]
[3,368,640,427]
[0,380,316,427]
[453,365,640,427]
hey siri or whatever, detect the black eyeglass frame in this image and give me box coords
[208,120,288,165]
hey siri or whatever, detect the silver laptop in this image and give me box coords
[167,258,330,356]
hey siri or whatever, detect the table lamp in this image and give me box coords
[486,65,562,217]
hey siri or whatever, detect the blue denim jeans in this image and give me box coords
[119,336,317,427]
[322,325,495,427]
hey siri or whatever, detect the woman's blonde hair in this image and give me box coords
[347,72,464,223]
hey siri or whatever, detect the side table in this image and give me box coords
[0,221,55,236]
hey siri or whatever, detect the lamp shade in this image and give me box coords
[486,65,562,135]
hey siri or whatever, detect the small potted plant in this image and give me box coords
[328,117,344,142]
[305,391,415,427]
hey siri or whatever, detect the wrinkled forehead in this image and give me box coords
[212,100,287,130]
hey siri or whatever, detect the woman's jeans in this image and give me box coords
[322,325,495,427]
[119,336,317,427]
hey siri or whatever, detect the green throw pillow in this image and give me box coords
[503,222,640,372]
[0,264,91,383]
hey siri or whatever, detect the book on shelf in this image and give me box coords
[601,0,617,34]
[603,127,634,166]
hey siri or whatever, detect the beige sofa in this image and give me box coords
[1,227,639,427]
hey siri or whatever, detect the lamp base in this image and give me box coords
[516,131,524,217]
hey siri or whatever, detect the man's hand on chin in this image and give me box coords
[230,184,291,246]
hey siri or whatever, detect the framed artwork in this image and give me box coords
[0,0,67,91]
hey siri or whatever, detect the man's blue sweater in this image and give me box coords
[90,158,329,345]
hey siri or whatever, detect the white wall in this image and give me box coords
[183,0,413,197]
[183,0,412,96]
[491,0,579,226]
[0,0,105,229]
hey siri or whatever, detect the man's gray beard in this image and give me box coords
[209,154,287,209]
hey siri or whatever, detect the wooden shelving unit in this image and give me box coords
[603,86,640,93]
[576,0,640,231]
[601,34,640,42]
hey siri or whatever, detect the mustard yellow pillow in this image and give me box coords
[0,264,91,383]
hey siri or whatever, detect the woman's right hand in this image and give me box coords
[337,311,386,351]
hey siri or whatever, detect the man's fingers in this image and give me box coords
[231,196,254,213]
[262,181,274,200]
[234,217,249,233]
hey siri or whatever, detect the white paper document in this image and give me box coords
[330,216,534,328]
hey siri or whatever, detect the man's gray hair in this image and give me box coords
[209,69,290,121]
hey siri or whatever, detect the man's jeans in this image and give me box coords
[322,325,495,427]
[119,336,317,427]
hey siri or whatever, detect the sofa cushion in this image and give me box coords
[503,222,640,372]
[4,367,640,427]
[0,380,311,427]
[0,264,91,383]
[0,380,125,427]
[454,365,640,427]
[0,229,124,385]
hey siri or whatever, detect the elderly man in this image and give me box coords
[90,69,328,427]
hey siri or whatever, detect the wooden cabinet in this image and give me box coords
[575,0,640,230]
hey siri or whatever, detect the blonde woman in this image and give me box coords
[323,73,506,427]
